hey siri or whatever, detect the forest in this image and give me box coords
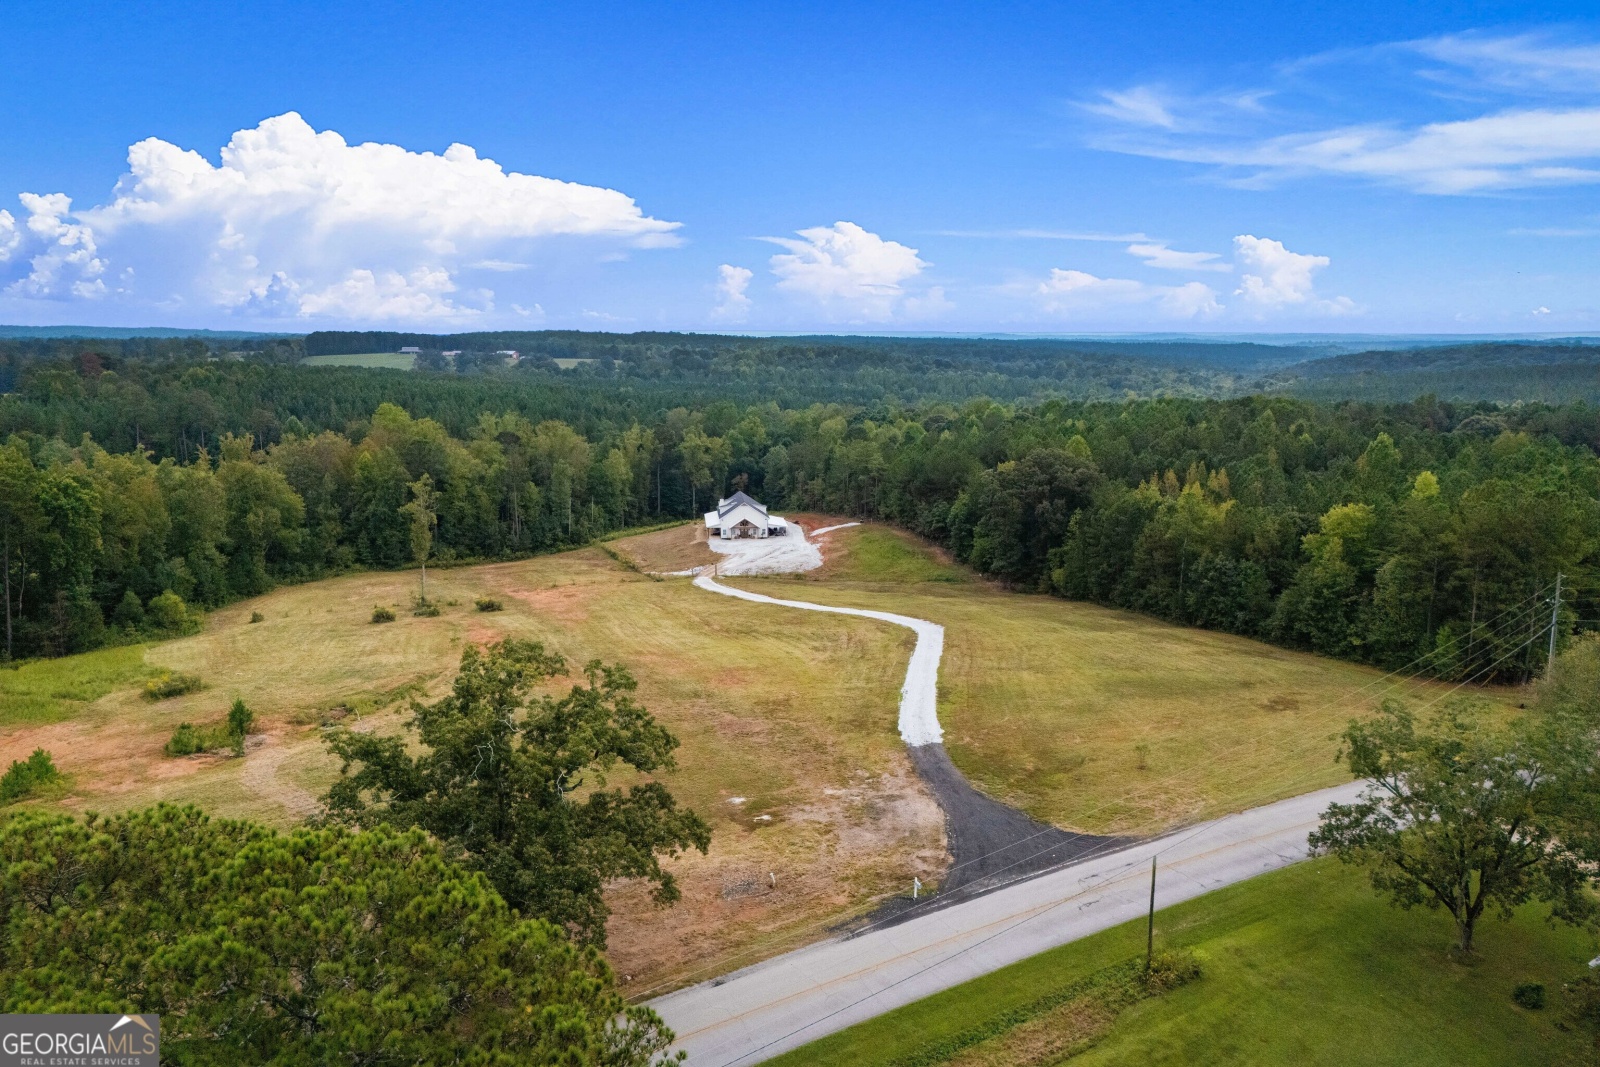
[2,335,1596,677]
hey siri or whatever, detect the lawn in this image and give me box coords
[735,523,1500,837]
[301,352,416,369]
[767,856,1597,1067]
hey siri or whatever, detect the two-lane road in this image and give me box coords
[652,780,1362,1066]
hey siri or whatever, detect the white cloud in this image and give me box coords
[1034,269,1222,319]
[1080,87,1179,130]
[1233,235,1354,314]
[1181,108,1600,194]
[1126,242,1231,272]
[1029,233,1347,321]
[1083,33,1600,194]
[1533,305,1552,315]
[0,111,679,322]
[765,221,932,320]
[0,210,19,263]
[711,263,753,322]
[1413,33,1600,93]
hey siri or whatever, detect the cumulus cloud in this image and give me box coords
[1035,269,1222,319]
[1126,242,1230,272]
[1031,234,1347,321]
[764,221,935,320]
[711,263,753,322]
[1232,234,1353,313]
[0,112,679,322]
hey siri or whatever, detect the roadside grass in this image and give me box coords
[609,522,718,573]
[766,856,1595,1067]
[0,546,944,992]
[301,352,416,370]
[0,645,160,725]
[735,524,1507,837]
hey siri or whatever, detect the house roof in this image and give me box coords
[716,491,768,519]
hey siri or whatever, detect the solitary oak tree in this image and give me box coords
[1310,699,1597,955]
[324,638,711,945]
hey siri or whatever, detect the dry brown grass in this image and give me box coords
[0,546,944,992]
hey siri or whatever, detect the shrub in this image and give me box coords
[249,611,264,624]
[143,672,204,701]
[371,606,396,624]
[1513,981,1546,1010]
[146,590,198,634]
[1145,948,1203,993]
[164,723,206,756]
[0,750,61,804]
[413,602,441,617]
[228,698,254,739]
[474,597,504,612]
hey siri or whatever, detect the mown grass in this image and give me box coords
[0,645,160,725]
[740,524,1504,837]
[817,526,966,584]
[768,857,1595,1067]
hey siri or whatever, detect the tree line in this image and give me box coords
[3,343,1598,674]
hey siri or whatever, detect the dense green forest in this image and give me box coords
[2,335,1597,679]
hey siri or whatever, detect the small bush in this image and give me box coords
[143,672,203,701]
[1513,981,1546,1010]
[0,749,61,804]
[228,698,255,738]
[475,598,504,612]
[146,590,199,634]
[371,606,396,624]
[249,611,265,624]
[413,603,441,618]
[164,722,206,756]
[1145,948,1203,993]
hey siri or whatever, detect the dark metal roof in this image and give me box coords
[716,491,768,518]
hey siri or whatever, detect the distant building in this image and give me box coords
[399,346,422,354]
[442,350,462,357]
[704,492,789,539]
[495,349,521,362]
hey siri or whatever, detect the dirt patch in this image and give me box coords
[607,524,716,574]
[605,758,946,994]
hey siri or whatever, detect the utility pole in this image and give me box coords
[1547,572,1564,676]
[1145,856,1157,976]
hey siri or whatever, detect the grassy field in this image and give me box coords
[0,519,1520,992]
[768,856,1596,1067]
[0,546,943,992]
[301,352,416,369]
[734,523,1500,837]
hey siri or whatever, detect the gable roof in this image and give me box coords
[716,491,768,519]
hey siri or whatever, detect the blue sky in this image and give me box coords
[1,0,1597,334]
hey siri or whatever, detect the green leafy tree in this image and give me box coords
[0,804,677,1065]
[1309,700,1598,955]
[324,638,711,945]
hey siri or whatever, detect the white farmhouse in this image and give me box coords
[704,491,789,539]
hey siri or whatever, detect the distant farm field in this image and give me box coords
[301,352,416,369]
